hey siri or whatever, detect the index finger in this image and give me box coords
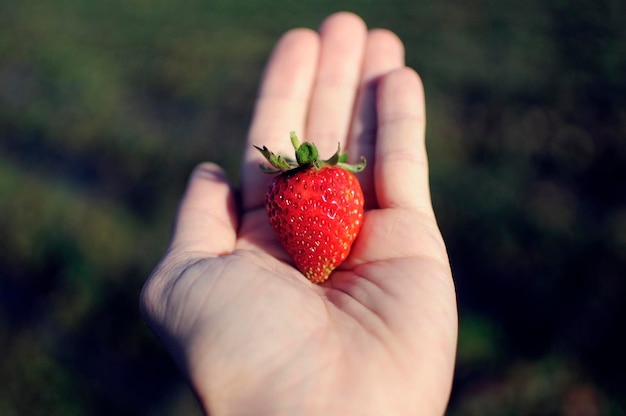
[241,29,320,211]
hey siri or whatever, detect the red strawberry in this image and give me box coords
[255,132,366,283]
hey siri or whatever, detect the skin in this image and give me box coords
[141,12,458,416]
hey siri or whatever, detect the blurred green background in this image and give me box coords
[1,0,625,414]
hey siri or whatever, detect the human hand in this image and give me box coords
[141,12,457,415]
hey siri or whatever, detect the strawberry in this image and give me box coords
[255,132,366,283]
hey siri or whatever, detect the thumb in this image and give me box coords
[170,163,238,256]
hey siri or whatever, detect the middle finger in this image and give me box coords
[304,12,368,158]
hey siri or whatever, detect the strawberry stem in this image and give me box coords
[295,142,319,167]
[290,131,300,150]
[256,131,366,173]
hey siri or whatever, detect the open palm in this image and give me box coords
[141,12,457,415]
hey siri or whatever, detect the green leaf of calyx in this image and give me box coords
[255,131,366,174]
[338,156,366,173]
[322,142,366,172]
[254,145,293,171]
[324,143,341,166]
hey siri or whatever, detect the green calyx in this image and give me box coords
[255,131,366,174]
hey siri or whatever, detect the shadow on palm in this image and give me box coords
[231,156,443,314]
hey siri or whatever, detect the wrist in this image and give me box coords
[193,374,418,416]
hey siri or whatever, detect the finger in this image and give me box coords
[347,29,405,209]
[305,12,367,158]
[170,163,238,256]
[375,67,432,213]
[242,28,320,210]
[348,29,405,161]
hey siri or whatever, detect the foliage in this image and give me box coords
[1,0,625,414]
